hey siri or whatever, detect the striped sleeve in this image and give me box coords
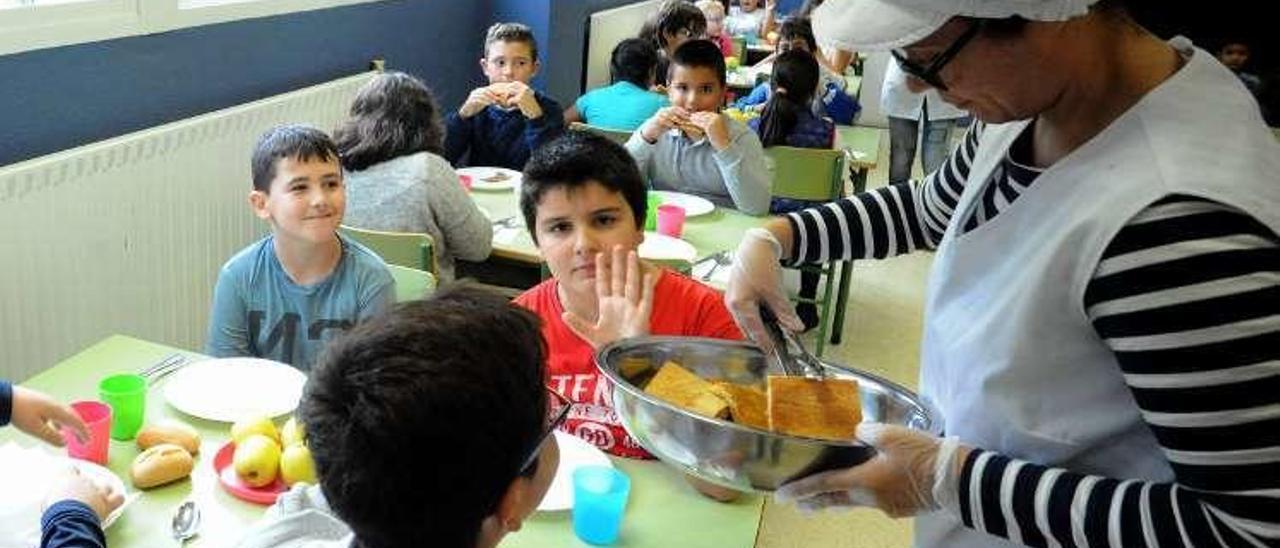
[783,122,982,265]
[956,196,1280,547]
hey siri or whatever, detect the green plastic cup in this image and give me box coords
[99,373,147,440]
[645,191,662,231]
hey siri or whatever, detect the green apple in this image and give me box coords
[280,443,317,487]
[280,417,305,448]
[725,56,741,71]
[231,415,279,445]
[233,434,281,487]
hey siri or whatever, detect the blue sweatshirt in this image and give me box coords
[1,381,107,548]
[443,90,565,170]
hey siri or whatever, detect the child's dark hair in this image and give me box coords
[520,131,647,240]
[778,17,818,53]
[610,38,660,88]
[250,124,339,193]
[758,50,820,148]
[302,284,547,548]
[485,22,539,62]
[669,39,727,87]
[639,0,707,51]
[333,71,444,172]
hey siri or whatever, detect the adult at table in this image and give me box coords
[724,0,1280,546]
[1,381,123,548]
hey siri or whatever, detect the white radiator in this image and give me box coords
[0,72,375,380]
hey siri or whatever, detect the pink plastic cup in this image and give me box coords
[459,174,473,191]
[62,401,112,465]
[656,204,687,238]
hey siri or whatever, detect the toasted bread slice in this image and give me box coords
[644,361,730,419]
[766,376,862,440]
[711,382,770,430]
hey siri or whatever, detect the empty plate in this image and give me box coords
[457,167,522,191]
[652,190,715,217]
[163,358,306,422]
[638,232,698,264]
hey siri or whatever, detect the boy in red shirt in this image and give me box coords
[515,130,741,500]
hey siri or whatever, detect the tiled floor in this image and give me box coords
[755,127,934,548]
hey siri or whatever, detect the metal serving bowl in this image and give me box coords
[596,336,940,492]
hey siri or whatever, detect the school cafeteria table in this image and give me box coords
[0,335,766,547]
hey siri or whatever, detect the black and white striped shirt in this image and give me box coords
[785,123,1280,546]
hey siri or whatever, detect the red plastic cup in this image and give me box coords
[62,401,112,465]
[459,174,473,191]
[656,204,687,238]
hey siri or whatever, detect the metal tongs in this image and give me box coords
[760,306,827,379]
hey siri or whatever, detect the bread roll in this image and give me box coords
[130,443,195,489]
[137,420,201,455]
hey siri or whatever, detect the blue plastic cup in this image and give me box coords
[573,466,631,545]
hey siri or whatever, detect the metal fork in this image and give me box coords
[140,353,190,384]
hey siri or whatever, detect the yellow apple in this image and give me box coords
[233,434,281,487]
[280,417,305,448]
[231,415,279,445]
[280,443,317,487]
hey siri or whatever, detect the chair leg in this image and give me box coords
[814,265,838,357]
[829,260,854,346]
[850,167,868,194]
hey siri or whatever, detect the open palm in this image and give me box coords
[563,246,657,349]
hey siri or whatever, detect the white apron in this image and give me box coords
[913,47,1280,547]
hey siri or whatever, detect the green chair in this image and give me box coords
[765,146,850,357]
[338,225,436,275]
[388,264,436,302]
[569,122,633,146]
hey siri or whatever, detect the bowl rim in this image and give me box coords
[594,336,941,445]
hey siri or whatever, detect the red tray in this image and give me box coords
[212,441,287,505]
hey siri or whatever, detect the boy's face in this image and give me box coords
[533,181,644,296]
[668,65,725,112]
[482,40,539,85]
[1219,44,1249,70]
[703,11,725,36]
[661,29,696,56]
[250,155,345,245]
[777,37,813,55]
[740,0,760,11]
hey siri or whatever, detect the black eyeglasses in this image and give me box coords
[891,20,983,92]
[519,386,572,473]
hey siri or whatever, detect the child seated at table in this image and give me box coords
[637,0,707,89]
[627,39,771,215]
[749,49,834,331]
[1,381,120,548]
[515,130,742,501]
[205,125,394,371]
[695,0,734,57]
[335,71,492,282]
[234,285,560,548]
[733,17,859,124]
[565,38,668,132]
[444,22,565,170]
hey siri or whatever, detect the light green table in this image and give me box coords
[5,335,766,547]
[471,189,766,267]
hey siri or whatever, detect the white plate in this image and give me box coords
[639,231,698,263]
[457,167,522,191]
[652,190,715,217]
[164,357,306,422]
[0,444,135,548]
[537,430,613,512]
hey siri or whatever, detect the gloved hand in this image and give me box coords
[725,228,804,353]
[775,423,967,518]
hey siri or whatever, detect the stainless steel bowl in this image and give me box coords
[596,336,940,492]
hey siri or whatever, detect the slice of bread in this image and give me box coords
[711,382,770,430]
[766,376,862,440]
[644,361,730,419]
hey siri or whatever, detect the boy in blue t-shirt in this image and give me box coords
[205,125,393,371]
[444,23,565,170]
[566,38,669,132]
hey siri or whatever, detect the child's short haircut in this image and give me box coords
[520,130,648,238]
[334,71,444,172]
[302,284,548,548]
[669,39,727,87]
[484,22,539,62]
[778,17,818,53]
[640,0,707,51]
[694,0,725,19]
[610,38,660,88]
[250,124,339,193]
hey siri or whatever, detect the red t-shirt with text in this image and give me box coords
[514,270,744,459]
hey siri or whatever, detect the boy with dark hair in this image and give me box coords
[638,0,708,88]
[628,39,771,214]
[516,130,741,501]
[1218,41,1263,98]
[444,22,565,170]
[235,285,562,548]
[206,124,394,371]
[565,38,669,131]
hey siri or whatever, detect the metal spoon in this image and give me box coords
[171,500,201,546]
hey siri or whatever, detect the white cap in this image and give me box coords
[812,0,1100,51]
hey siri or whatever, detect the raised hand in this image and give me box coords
[562,245,657,350]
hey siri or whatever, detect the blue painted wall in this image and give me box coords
[0,0,487,165]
